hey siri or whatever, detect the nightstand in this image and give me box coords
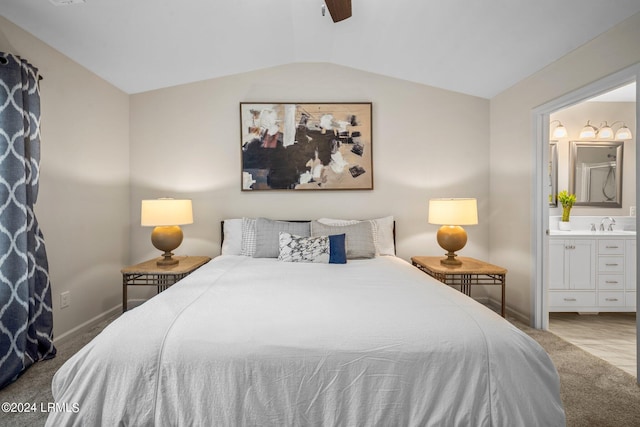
[411,256,507,317]
[121,255,211,312]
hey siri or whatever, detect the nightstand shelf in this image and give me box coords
[411,256,507,317]
[121,255,211,312]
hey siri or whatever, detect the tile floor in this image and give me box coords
[549,312,637,377]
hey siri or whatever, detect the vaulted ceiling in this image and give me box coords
[2,0,640,98]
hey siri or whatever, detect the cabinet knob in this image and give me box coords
[605,281,619,284]
[605,298,619,302]
[605,263,619,267]
[605,246,619,249]
[563,298,577,302]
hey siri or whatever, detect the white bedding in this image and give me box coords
[47,256,565,426]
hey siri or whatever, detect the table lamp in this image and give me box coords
[428,198,478,265]
[141,198,193,266]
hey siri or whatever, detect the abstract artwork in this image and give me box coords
[240,103,373,190]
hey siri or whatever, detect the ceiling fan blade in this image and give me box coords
[325,0,352,22]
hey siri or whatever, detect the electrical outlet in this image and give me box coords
[630,206,636,217]
[60,291,71,309]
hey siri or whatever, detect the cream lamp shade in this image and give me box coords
[597,121,633,140]
[579,121,597,139]
[550,120,568,139]
[597,122,614,139]
[141,198,193,266]
[614,123,633,141]
[428,198,478,265]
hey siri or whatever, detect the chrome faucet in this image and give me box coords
[599,217,616,232]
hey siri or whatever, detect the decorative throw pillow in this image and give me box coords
[253,218,311,258]
[240,217,257,256]
[278,233,347,264]
[278,233,329,263]
[328,234,347,264]
[311,220,375,259]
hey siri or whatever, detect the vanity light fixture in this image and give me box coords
[428,198,478,266]
[613,122,633,140]
[141,198,194,266]
[597,121,614,139]
[598,121,633,140]
[579,120,633,141]
[550,120,568,139]
[579,120,597,139]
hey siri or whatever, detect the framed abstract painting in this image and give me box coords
[240,102,373,191]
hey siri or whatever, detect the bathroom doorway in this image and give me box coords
[546,82,637,376]
[532,65,639,380]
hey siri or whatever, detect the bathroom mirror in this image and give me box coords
[548,142,558,207]
[569,141,623,207]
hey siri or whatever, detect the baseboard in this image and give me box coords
[53,297,156,345]
[125,298,148,310]
[475,296,530,325]
[54,304,122,345]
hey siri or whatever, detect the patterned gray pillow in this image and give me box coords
[240,217,257,256]
[310,220,375,259]
[278,233,329,263]
[253,218,311,258]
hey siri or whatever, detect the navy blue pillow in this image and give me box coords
[329,234,347,264]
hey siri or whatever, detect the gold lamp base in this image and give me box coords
[151,225,183,266]
[436,225,468,266]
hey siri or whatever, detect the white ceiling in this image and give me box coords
[587,82,636,102]
[2,0,640,98]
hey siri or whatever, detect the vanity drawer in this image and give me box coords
[549,291,596,308]
[598,240,624,255]
[598,291,625,307]
[598,274,624,290]
[598,256,624,273]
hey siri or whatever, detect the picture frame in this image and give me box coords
[240,102,373,191]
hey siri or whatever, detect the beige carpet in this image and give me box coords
[1,315,639,426]
[0,315,115,427]
[513,319,640,427]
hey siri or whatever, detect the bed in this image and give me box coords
[46,218,565,426]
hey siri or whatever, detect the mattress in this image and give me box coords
[47,255,565,426]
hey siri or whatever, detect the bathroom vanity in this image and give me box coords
[548,229,636,312]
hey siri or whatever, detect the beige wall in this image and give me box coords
[8,9,638,337]
[130,63,490,270]
[490,13,640,319]
[0,17,130,339]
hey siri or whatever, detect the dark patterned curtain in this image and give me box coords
[0,52,55,389]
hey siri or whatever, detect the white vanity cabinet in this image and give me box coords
[625,239,636,309]
[549,235,636,312]
[548,238,596,310]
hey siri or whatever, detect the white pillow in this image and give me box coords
[317,216,395,256]
[221,219,242,255]
[373,216,395,256]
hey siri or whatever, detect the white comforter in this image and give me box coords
[47,256,565,426]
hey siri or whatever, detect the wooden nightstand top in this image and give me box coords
[410,256,507,275]
[121,256,212,275]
